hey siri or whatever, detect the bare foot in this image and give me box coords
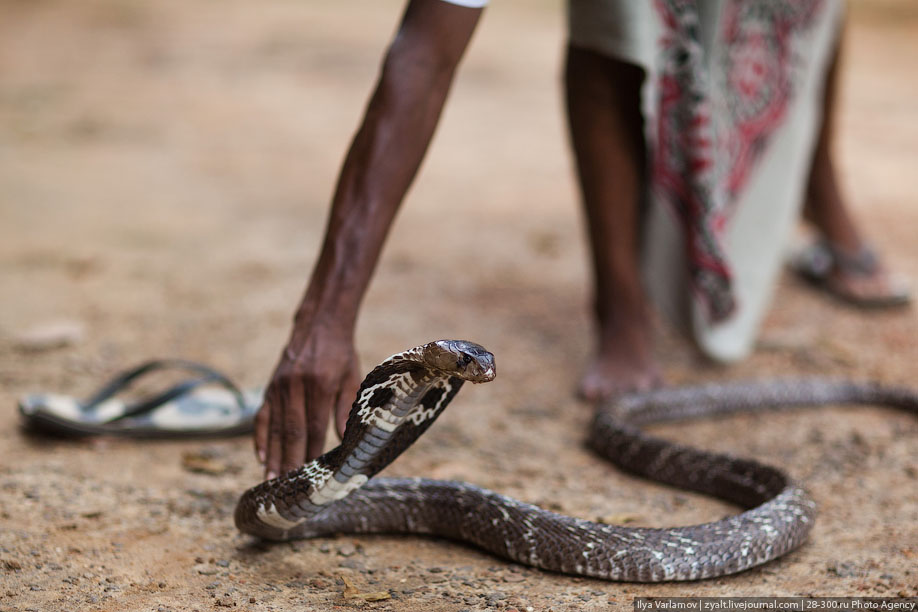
[578,309,662,402]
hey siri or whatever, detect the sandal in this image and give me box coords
[18,359,262,438]
[790,240,911,309]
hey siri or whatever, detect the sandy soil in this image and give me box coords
[1,1,917,610]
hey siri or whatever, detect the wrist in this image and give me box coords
[286,298,356,355]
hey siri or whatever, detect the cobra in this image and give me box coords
[234,340,916,582]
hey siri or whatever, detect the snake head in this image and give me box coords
[423,340,496,383]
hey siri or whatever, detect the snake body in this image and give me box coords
[235,340,917,581]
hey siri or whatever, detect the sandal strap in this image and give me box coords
[823,241,880,277]
[82,359,247,420]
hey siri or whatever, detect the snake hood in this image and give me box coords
[421,340,495,383]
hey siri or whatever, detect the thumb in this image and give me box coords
[335,365,361,439]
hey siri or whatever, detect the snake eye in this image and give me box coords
[459,354,473,367]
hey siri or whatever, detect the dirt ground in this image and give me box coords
[1,1,917,610]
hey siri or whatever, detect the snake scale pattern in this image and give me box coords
[235,340,917,581]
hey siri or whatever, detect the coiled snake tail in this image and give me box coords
[234,340,917,582]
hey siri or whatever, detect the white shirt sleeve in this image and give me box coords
[439,0,489,7]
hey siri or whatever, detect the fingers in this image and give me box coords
[259,373,335,477]
[279,376,308,475]
[335,363,361,439]
[304,379,333,462]
[256,339,361,478]
[264,386,285,481]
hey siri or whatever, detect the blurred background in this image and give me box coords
[2,0,916,383]
[1,1,916,609]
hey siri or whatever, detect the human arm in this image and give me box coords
[255,0,484,479]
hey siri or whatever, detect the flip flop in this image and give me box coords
[789,240,912,309]
[19,359,263,438]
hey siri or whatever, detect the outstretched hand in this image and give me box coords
[252,0,483,483]
[254,326,361,480]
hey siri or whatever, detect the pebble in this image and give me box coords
[180,452,231,476]
[338,559,365,571]
[15,320,85,351]
[826,562,859,578]
[337,543,358,557]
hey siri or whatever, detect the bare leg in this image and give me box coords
[801,25,908,304]
[565,45,662,400]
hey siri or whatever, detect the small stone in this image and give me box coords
[502,573,526,583]
[337,543,357,557]
[181,451,232,476]
[826,562,858,578]
[338,559,365,571]
[215,559,230,568]
[15,320,85,351]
